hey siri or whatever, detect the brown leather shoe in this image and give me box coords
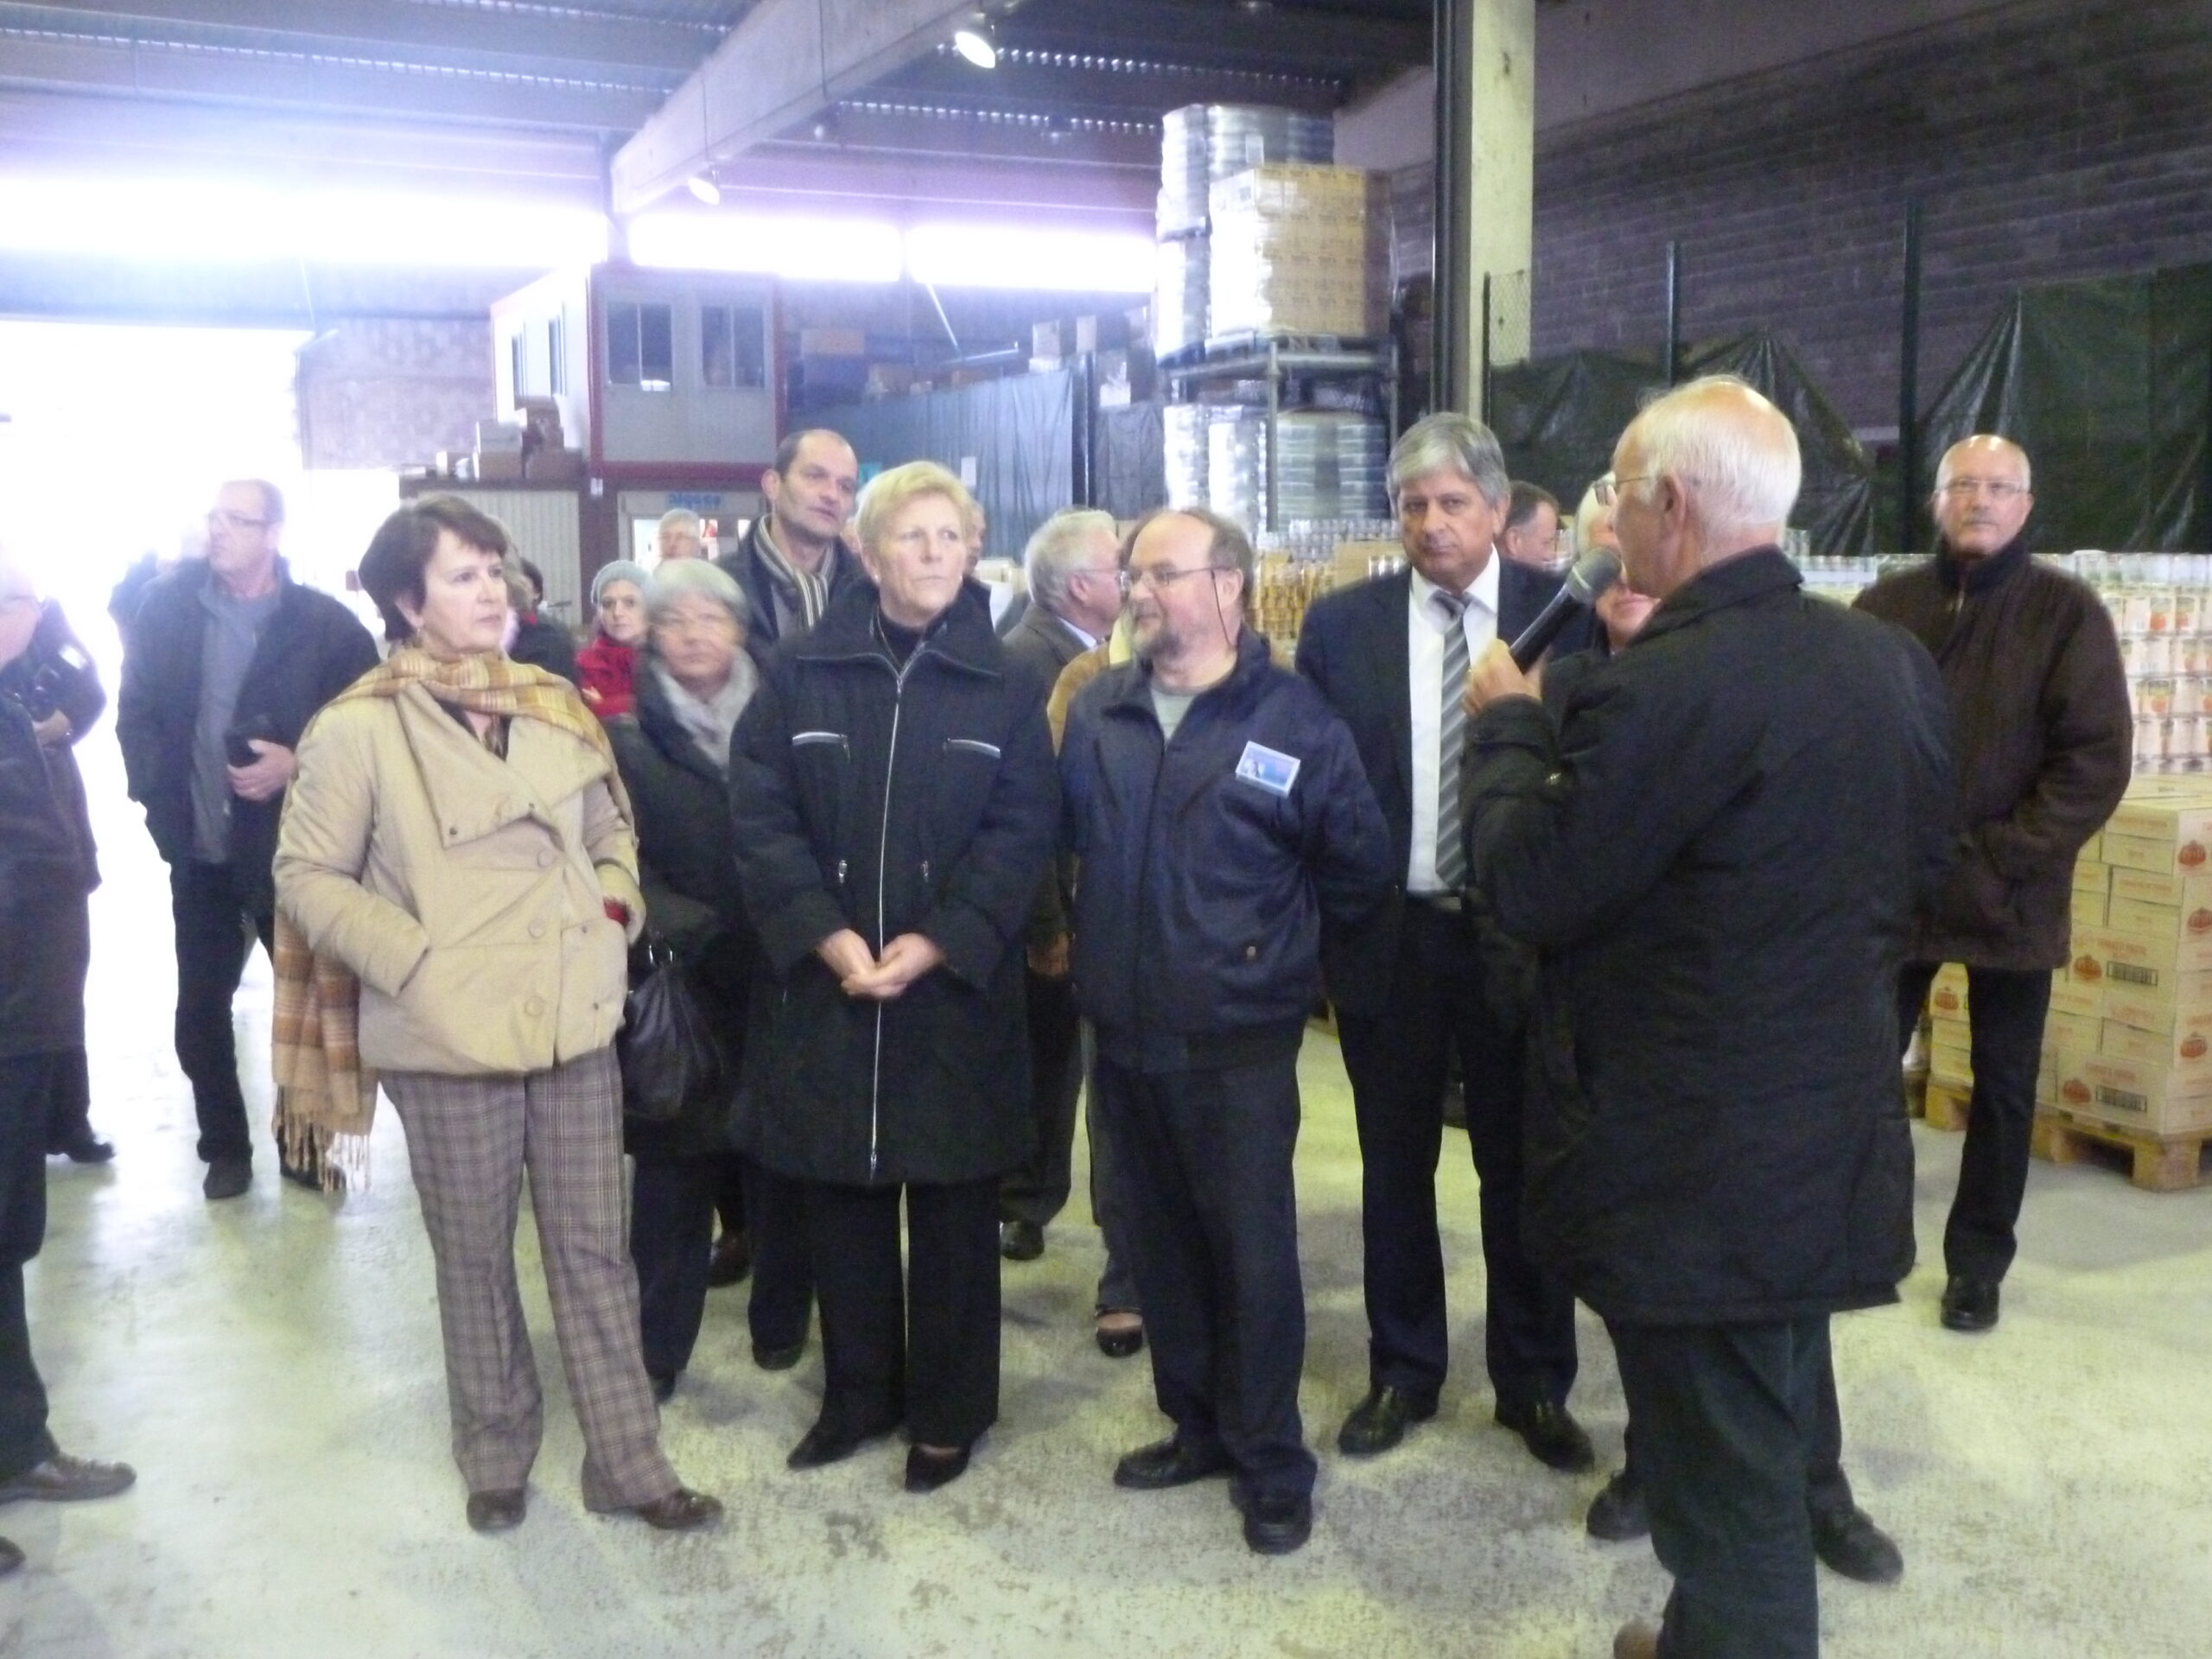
[630,1488,721,1531]
[0,1452,136,1503]
[465,1489,525,1534]
[1613,1618,1661,1659]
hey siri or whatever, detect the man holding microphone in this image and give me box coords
[1459,377,1953,1658]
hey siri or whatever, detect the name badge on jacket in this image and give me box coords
[1235,741,1300,798]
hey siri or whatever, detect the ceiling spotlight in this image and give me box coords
[952,20,998,68]
[1044,113,1071,144]
[686,173,721,206]
[810,106,842,143]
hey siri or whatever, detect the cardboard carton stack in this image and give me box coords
[1206,164,1388,341]
[2038,779,2212,1138]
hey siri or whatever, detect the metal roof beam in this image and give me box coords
[0,0,721,75]
[610,0,976,215]
[1007,0,1427,74]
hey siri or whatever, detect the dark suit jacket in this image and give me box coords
[1001,601,1090,946]
[1295,558,1584,1019]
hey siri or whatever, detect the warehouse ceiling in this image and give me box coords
[0,0,1428,219]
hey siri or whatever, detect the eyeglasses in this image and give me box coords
[1936,480,2027,501]
[1593,476,1651,507]
[208,508,270,533]
[1118,563,1220,595]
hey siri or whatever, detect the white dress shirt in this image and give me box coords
[1407,557,1500,893]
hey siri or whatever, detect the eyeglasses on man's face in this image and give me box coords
[1935,479,2027,501]
[208,508,270,534]
[1118,563,1220,596]
[1593,476,1650,507]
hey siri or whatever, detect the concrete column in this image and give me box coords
[1434,0,1534,418]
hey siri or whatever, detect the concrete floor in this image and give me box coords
[12,741,2212,1659]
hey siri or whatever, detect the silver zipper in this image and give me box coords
[867,646,923,1180]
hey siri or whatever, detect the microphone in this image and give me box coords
[1508,548,1623,670]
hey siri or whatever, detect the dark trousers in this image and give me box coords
[169,860,274,1166]
[1091,1047,1314,1501]
[805,1176,1001,1449]
[42,1048,93,1154]
[702,1154,815,1347]
[1336,902,1577,1405]
[1085,1042,1141,1313]
[1610,1316,1833,1659]
[0,1053,59,1481]
[1619,1339,1853,1518]
[1897,962,2053,1281]
[1001,968,1084,1230]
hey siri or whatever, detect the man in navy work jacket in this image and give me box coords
[1060,505,1391,1557]
[1297,410,1595,1474]
[1461,378,1953,1659]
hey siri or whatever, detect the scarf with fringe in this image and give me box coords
[272,647,632,1189]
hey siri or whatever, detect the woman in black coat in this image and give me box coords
[728,461,1058,1492]
[608,560,811,1401]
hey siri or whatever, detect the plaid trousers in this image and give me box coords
[384,1046,677,1507]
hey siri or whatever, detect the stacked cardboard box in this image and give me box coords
[2037,780,2212,1136]
[1206,165,1388,340]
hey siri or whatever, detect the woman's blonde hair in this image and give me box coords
[854,461,978,552]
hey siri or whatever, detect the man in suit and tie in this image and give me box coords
[1295,412,1593,1471]
[997,510,1125,1267]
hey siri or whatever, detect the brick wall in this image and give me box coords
[296,318,495,471]
[1530,0,2212,428]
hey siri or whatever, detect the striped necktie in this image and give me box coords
[1435,589,1471,891]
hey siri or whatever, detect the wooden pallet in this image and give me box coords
[2031,1107,2212,1192]
[1921,1081,1971,1133]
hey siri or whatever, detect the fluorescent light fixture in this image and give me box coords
[906,223,1155,293]
[686,173,722,206]
[952,23,998,68]
[0,175,607,269]
[629,209,905,283]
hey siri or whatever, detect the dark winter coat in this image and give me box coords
[728,581,1058,1187]
[715,518,864,652]
[1467,550,1955,1327]
[1853,537,2133,971]
[510,613,581,687]
[116,558,378,915]
[0,601,107,742]
[607,662,757,1161]
[0,691,97,1059]
[1060,629,1393,1066]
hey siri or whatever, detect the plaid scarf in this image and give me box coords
[754,517,833,632]
[272,648,632,1188]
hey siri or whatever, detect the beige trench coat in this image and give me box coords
[274,682,646,1076]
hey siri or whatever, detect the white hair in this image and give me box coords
[1022,508,1119,613]
[1630,374,1800,538]
[657,508,702,536]
[1573,475,1611,550]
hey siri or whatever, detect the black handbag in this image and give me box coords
[617,938,729,1123]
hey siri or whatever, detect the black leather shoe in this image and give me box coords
[1586,1467,1650,1540]
[1113,1436,1234,1491]
[51,1132,114,1165]
[1230,1484,1313,1555]
[786,1417,899,1471]
[1812,1503,1904,1584]
[753,1338,806,1372]
[202,1158,251,1201]
[466,1489,526,1533]
[904,1443,972,1493]
[630,1488,721,1531]
[1095,1314,1145,1359]
[1941,1274,2000,1332]
[0,1452,136,1503]
[649,1372,677,1404]
[0,1536,20,1577]
[1336,1385,1438,1458]
[1495,1398,1596,1472]
[706,1231,752,1287]
[998,1218,1044,1262]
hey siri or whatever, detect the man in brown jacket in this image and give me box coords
[1854,435,2132,1333]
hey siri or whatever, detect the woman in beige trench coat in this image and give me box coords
[274,494,719,1536]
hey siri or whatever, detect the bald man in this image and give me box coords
[1463,378,1954,1659]
[1855,435,2131,1336]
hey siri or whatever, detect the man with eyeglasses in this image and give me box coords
[1060,506,1390,1555]
[117,480,378,1201]
[1854,435,2131,1334]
